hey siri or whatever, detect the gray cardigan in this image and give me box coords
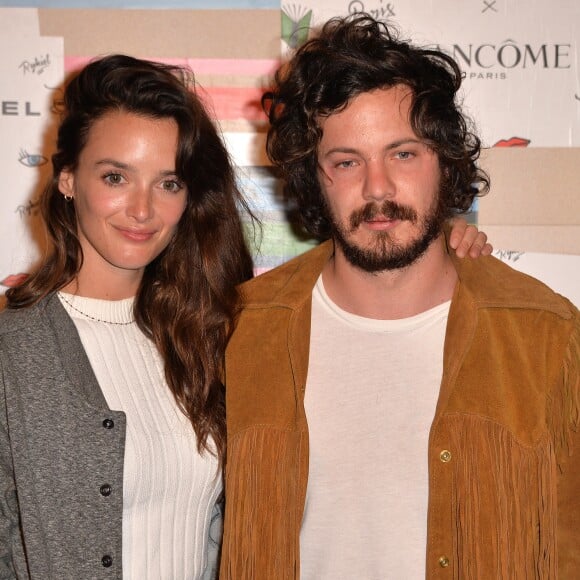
[0,294,222,579]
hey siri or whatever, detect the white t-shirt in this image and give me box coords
[300,277,450,579]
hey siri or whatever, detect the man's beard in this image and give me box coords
[329,193,447,273]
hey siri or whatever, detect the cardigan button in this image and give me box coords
[438,556,450,568]
[439,449,452,463]
[101,554,113,567]
[102,418,114,429]
[100,484,112,497]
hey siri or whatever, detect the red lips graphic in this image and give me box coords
[493,137,531,147]
[1,273,29,288]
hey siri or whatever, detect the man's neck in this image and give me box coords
[321,235,458,320]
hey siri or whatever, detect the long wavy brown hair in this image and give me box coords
[6,54,254,467]
[263,14,489,240]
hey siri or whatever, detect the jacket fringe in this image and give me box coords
[548,315,580,473]
[448,415,558,578]
[221,427,302,580]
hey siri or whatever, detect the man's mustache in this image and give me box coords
[349,201,418,230]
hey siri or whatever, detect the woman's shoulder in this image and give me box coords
[0,295,55,337]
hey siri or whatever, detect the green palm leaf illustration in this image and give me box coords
[282,9,312,49]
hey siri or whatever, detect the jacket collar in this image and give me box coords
[244,236,572,320]
[448,248,572,319]
[241,240,334,310]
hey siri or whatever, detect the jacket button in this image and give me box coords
[102,418,114,429]
[101,555,113,567]
[100,484,112,497]
[439,556,450,568]
[439,449,452,463]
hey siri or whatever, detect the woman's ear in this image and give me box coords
[58,170,75,199]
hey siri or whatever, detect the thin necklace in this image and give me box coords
[57,292,134,326]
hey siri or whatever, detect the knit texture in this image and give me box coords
[59,293,222,579]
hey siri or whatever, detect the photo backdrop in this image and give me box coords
[0,1,578,305]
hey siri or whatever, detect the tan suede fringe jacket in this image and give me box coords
[220,240,580,580]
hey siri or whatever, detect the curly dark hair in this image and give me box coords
[263,14,489,239]
[7,54,255,467]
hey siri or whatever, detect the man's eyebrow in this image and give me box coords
[321,138,425,157]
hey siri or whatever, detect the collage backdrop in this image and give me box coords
[282,0,580,147]
[0,0,578,304]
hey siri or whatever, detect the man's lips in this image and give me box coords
[363,217,401,230]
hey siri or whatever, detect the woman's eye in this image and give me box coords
[162,180,183,193]
[396,151,413,160]
[336,160,356,169]
[103,173,124,185]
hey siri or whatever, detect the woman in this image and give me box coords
[0,55,253,579]
[0,54,489,579]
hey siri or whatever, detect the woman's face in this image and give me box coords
[58,110,188,298]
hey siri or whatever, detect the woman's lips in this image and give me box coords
[115,227,156,242]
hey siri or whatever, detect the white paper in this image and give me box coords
[0,12,64,288]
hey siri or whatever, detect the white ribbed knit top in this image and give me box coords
[58,292,222,579]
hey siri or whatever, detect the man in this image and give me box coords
[220,14,580,579]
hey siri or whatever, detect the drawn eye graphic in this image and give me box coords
[19,149,48,167]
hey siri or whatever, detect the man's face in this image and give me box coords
[316,84,447,273]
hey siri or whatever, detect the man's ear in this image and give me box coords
[58,170,75,199]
